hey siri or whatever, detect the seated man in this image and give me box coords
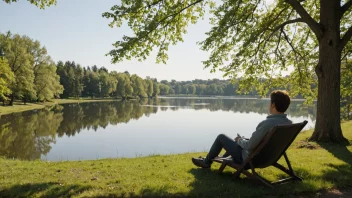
[192,90,292,168]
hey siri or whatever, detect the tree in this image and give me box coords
[73,64,84,98]
[103,0,352,143]
[152,81,160,97]
[196,84,206,95]
[114,72,133,99]
[0,58,15,104]
[182,85,189,95]
[145,79,153,98]
[189,84,196,95]
[169,87,175,95]
[99,70,117,97]
[56,61,78,98]
[28,40,63,101]
[159,84,170,95]
[0,33,36,105]
[3,0,56,8]
[131,74,147,98]
[175,83,182,95]
[35,63,63,101]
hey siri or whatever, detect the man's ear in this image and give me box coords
[271,102,276,108]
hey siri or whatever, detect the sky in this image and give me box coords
[0,0,226,81]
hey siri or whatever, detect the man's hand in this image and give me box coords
[234,136,241,142]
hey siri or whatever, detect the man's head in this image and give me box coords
[269,90,290,114]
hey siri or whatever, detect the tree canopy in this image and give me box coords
[0,58,14,103]
[0,32,63,104]
[3,0,56,8]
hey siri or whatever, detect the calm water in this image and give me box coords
[0,98,316,161]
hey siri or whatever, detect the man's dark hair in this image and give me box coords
[270,90,290,113]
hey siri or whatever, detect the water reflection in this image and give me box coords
[0,110,62,160]
[0,98,316,160]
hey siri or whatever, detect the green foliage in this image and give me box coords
[0,33,36,103]
[175,83,182,94]
[99,70,117,97]
[114,72,133,99]
[145,79,153,97]
[159,84,170,95]
[152,81,160,97]
[188,84,196,95]
[102,0,209,64]
[3,0,56,8]
[130,74,147,98]
[56,61,84,98]
[29,41,63,101]
[0,58,14,102]
[0,32,63,104]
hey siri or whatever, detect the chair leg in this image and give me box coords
[283,153,303,181]
[218,163,226,173]
[253,174,274,188]
[273,163,302,181]
[232,169,241,179]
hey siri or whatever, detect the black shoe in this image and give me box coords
[192,157,211,168]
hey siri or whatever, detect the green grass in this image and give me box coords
[0,122,351,198]
[0,98,117,116]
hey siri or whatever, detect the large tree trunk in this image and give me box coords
[309,0,347,143]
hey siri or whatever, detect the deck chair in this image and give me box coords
[212,120,308,188]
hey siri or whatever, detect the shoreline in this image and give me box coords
[0,98,118,116]
[0,96,311,116]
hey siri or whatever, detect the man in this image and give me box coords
[192,90,292,168]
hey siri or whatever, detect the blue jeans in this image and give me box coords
[204,134,243,165]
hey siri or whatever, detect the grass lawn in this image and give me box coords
[0,122,351,197]
[0,98,117,116]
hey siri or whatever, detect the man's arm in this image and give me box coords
[237,123,272,151]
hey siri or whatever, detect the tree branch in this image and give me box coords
[268,18,304,36]
[341,0,352,18]
[285,0,322,40]
[339,26,352,51]
[282,28,303,58]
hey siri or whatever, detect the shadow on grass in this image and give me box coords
[0,182,92,198]
[318,141,352,164]
[112,163,352,197]
[2,165,351,198]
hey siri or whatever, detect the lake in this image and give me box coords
[0,97,316,161]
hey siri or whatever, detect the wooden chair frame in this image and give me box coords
[212,121,308,188]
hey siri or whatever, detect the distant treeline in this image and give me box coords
[56,61,258,100]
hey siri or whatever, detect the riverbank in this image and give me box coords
[0,98,117,116]
[0,122,351,197]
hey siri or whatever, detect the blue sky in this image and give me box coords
[0,0,225,81]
